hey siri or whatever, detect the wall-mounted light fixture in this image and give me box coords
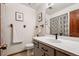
[48,3,54,6]
[46,3,54,9]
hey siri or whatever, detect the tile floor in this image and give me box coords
[11,49,34,56]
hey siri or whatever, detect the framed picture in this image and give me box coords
[15,12,23,21]
[38,12,42,22]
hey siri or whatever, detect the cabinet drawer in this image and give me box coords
[39,43,54,56]
[33,40,39,48]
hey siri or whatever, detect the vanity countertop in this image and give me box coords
[33,36,79,56]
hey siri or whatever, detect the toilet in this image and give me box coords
[25,43,34,49]
[24,43,34,55]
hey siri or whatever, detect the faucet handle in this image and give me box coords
[60,33,63,36]
[54,34,58,39]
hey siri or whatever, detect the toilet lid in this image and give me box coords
[26,43,34,47]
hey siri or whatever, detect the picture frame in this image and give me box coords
[38,12,42,22]
[15,12,23,21]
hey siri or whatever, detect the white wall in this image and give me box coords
[35,4,53,36]
[35,4,46,36]
[46,3,79,39]
[1,3,36,55]
[45,14,50,34]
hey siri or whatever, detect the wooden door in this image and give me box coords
[34,45,44,56]
[33,40,44,56]
[0,3,1,56]
[0,4,7,56]
[70,9,79,37]
[39,43,54,56]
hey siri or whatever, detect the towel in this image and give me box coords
[12,23,23,43]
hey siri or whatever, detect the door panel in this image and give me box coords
[39,43,54,56]
[34,46,43,56]
[0,3,7,56]
[0,3,1,56]
[70,9,79,37]
[33,40,43,56]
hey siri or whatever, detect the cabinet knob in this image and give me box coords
[42,47,48,52]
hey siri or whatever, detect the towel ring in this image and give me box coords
[10,24,13,28]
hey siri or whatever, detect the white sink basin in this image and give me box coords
[38,36,61,43]
[41,38,61,43]
[39,37,55,40]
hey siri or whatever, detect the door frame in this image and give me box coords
[0,3,1,56]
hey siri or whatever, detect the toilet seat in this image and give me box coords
[25,43,34,49]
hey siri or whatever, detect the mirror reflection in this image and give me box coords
[45,3,79,37]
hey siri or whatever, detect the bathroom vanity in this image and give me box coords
[32,4,79,56]
[33,36,79,56]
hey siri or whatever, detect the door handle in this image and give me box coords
[0,44,7,50]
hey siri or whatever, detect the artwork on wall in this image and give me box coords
[37,12,42,22]
[15,12,24,21]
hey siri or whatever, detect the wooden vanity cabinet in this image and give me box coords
[39,43,55,56]
[55,50,69,56]
[33,40,70,56]
[33,40,43,56]
[34,46,43,56]
[33,40,55,56]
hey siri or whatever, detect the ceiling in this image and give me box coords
[22,3,75,15]
[22,3,44,10]
[46,3,75,15]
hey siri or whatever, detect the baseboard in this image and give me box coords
[7,50,27,56]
